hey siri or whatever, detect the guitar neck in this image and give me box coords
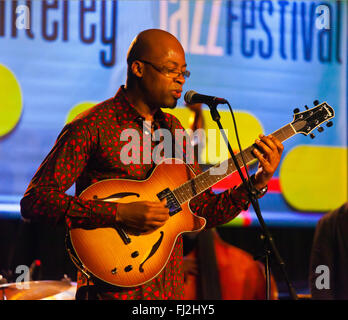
[172,123,297,204]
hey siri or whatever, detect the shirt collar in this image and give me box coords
[113,86,166,123]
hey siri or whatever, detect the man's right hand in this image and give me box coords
[116,200,169,233]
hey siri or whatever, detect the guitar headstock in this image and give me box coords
[291,101,335,138]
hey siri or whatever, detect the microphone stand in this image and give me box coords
[207,99,298,300]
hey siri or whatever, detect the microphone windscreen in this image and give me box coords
[184,90,197,104]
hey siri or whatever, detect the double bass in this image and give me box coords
[183,229,278,300]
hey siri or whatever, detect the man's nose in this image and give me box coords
[175,74,185,85]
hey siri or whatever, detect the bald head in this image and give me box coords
[124,29,187,111]
[127,29,184,70]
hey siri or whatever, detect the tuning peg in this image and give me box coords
[304,105,309,110]
[326,121,333,127]
[293,108,300,114]
[313,100,320,106]
[317,127,324,133]
[310,133,315,139]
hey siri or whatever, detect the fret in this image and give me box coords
[195,174,206,191]
[173,189,183,204]
[273,124,295,142]
[201,171,213,189]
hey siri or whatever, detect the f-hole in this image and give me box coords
[139,231,164,273]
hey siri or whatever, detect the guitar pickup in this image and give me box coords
[157,188,182,216]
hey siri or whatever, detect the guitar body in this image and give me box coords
[69,159,206,287]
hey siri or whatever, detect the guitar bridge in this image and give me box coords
[157,188,182,216]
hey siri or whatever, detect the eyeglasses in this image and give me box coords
[138,59,190,79]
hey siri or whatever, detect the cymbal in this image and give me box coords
[41,283,77,300]
[0,280,73,300]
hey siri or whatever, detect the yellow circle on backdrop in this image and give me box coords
[167,107,263,164]
[65,101,96,124]
[280,145,347,212]
[0,64,23,137]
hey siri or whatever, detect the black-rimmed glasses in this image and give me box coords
[138,60,190,79]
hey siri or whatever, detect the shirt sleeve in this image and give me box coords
[189,182,251,228]
[20,120,118,228]
[166,113,254,229]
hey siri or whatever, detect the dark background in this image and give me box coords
[0,217,315,299]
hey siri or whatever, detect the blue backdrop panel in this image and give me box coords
[0,0,346,226]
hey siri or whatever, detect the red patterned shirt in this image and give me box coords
[20,86,252,300]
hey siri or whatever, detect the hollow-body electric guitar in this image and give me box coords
[68,102,334,287]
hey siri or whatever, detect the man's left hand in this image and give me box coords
[252,134,284,190]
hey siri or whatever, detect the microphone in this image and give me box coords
[184,90,227,106]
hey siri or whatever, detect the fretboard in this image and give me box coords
[172,123,296,204]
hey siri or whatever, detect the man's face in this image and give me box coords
[140,42,187,110]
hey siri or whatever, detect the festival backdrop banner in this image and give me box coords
[0,0,347,227]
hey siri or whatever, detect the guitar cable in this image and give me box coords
[225,101,265,205]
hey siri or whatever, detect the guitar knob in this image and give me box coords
[131,251,139,258]
[293,108,300,114]
[124,265,133,272]
[313,100,320,106]
[317,127,324,133]
[304,105,309,110]
[310,133,315,139]
[326,121,333,127]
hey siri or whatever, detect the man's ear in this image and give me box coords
[131,60,143,78]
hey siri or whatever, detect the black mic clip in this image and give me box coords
[206,97,225,121]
